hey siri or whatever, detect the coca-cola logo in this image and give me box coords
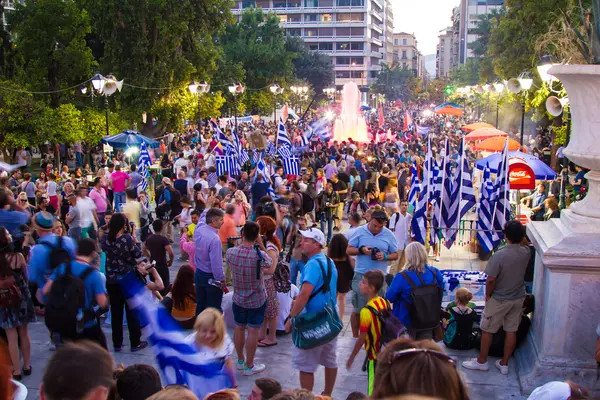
[510,170,530,178]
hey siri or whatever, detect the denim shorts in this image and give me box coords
[232,301,267,328]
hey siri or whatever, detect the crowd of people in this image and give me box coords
[0,107,591,400]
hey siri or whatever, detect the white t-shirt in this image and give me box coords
[16,150,27,166]
[184,331,234,363]
[174,158,188,174]
[277,284,299,331]
[77,197,97,227]
[195,178,209,191]
[389,211,412,250]
[204,153,215,168]
[47,180,57,196]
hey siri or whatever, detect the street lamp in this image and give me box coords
[507,72,533,147]
[493,81,505,129]
[189,80,210,125]
[91,73,122,137]
[290,85,309,114]
[269,83,284,122]
[228,82,245,134]
[537,55,557,85]
[323,87,335,102]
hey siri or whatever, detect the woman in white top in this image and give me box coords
[46,174,59,212]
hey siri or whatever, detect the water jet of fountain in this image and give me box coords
[332,82,370,143]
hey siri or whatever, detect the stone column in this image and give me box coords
[515,65,600,393]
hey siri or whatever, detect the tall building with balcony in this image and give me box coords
[392,32,424,80]
[230,0,392,89]
[436,27,455,78]
[457,0,504,63]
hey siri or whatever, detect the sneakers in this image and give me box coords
[131,341,149,352]
[237,360,245,371]
[462,358,489,371]
[243,363,266,376]
[495,359,509,375]
[435,256,440,262]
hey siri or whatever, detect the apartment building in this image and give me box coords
[230,0,393,89]
[457,0,504,63]
[392,32,424,80]
[436,27,455,78]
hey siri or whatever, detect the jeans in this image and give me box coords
[113,191,126,212]
[106,282,142,348]
[76,151,83,167]
[68,227,82,240]
[320,213,334,244]
[289,258,306,287]
[194,269,223,315]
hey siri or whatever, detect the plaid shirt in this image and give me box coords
[226,245,273,309]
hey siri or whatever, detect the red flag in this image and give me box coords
[378,104,385,126]
[282,104,289,123]
[404,110,413,131]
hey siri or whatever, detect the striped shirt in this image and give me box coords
[360,296,391,360]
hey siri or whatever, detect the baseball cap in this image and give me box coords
[299,227,326,246]
[32,211,55,230]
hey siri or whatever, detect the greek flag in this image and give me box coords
[408,161,420,210]
[430,160,442,246]
[411,137,432,244]
[477,163,495,253]
[252,150,261,164]
[265,141,277,157]
[307,118,331,141]
[231,124,244,159]
[211,120,236,156]
[137,142,152,193]
[278,146,293,159]
[440,139,460,248]
[459,137,477,218]
[216,155,240,177]
[277,118,293,151]
[416,124,431,135]
[256,156,276,198]
[239,149,250,165]
[492,138,510,245]
[283,156,300,176]
[120,273,234,399]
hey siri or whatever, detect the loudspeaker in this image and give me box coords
[546,96,569,117]
[507,78,522,94]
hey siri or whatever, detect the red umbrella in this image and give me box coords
[464,127,508,141]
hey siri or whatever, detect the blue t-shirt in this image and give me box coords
[348,225,398,274]
[574,170,586,192]
[51,261,107,327]
[385,266,444,327]
[0,209,29,238]
[29,234,77,290]
[300,254,338,315]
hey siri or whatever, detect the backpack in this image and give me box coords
[400,267,443,330]
[388,212,400,232]
[273,259,291,293]
[443,308,477,350]
[45,263,94,338]
[40,236,72,271]
[366,302,406,345]
[300,192,315,214]
[0,274,21,310]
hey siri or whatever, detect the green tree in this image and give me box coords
[9,0,97,107]
[285,36,334,94]
[372,64,419,102]
[0,81,44,152]
[450,58,481,86]
[424,78,448,105]
[197,92,227,119]
[82,0,233,134]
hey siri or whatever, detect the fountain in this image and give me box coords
[332,82,370,143]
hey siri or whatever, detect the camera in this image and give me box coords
[371,247,381,260]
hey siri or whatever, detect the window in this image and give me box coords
[336,56,350,65]
[336,71,350,78]
[288,14,301,22]
[286,29,302,36]
[337,0,363,5]
[319,27,334,37]
[308,44,319,51]
[350,27,364,36]
[337,13,364,21]
[402,50,407,59]
[256,0,270,7]
[319,42,333,50]
[350,57,364,65]
[351,71,364,78]
[402,38,407,45]
[350,42,364,50]
[305,0,319,5]
[336,27,351,36]
[305,29,318,37]
[336,43,350,51]
[288,0,302,7]
[305,14,318,21]
[321,14,332,22]
[273,0,286,7]
[242,1,256,8]
[319,0,333,6]
[278,14,288,22]
[394,39,398,45]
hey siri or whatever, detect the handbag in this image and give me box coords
[291,258,342,350]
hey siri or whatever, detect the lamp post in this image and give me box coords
[323,87,335,102]
[508,72,533,147]
[269,83,284,122]
[188,80,210,125]
[493,81,505,129]
[91,73,123,136]
[290,85,308,114]
[228,82,245,135]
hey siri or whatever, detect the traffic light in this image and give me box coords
[444,86,454,95]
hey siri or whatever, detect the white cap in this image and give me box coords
[527,382,571,400]
[299,227,326,246]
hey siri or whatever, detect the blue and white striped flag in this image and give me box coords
[307,118,331,141]
[459,137,477,218]
[416,124,431,135]
[211,120,237,156]
[256,156,276,198]
[477,163,495,253]
[430,160,442,247]
[252,150,261,164]
[283,156,300,176]
[120,273,234,399]
[230,124,244,159]
[137,141,152,194]
[265,141,277,157]
[440,139,460,248]
[491,138,510,245]
[277,118,293,150]
[411,137,432,244]
[216,155,241,177]
[239,149,250,165]
[408,161,420,210]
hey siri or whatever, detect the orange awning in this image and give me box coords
[464,127,508,141]
[434,106,464,116]
[474,137,522,152]
[461,122,494,132]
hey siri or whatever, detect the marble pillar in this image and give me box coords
[516,65,600,393]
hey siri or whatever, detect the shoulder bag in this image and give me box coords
[291,258,342,349]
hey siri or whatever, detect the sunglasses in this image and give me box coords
[390,348,456,367]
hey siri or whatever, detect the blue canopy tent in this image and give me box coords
[101,130,160,150]
[475,151,557,180]
[360,105,371,111]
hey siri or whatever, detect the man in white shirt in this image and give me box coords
[173,152,188,175]
[387,200,411,275]
[203,151,215,169]
[76,185,99,240]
